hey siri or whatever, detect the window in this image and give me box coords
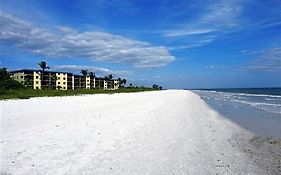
[36,76,39,79]
[36,81,39,84]
[87,79,90,82]
[63,82,65,85]
[58,82,60,84]
[63,87,65,89]
[21,81,24,83]
[36,87,39,89]
[20,76,24,78]
[63,77,65,80]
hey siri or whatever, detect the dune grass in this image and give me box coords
[0,88,158,100]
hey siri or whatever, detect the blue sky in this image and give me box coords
[1,0,280,88]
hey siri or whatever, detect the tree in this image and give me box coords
[0,79,25,90]
[89,72,95,78]
[0,68,11,81]
[129,83,132,87]
[0,67,24,90]
[38,61,50,72]
[122,79,127,87]
[152,84,159,89]
[80,69,88,76]
[159,86,163,90]
[106,74,113,80]
[38,61,50,89]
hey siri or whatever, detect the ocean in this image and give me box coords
[193,88,281,138]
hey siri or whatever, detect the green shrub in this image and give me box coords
[0,79,25,90]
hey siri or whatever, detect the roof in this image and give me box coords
[9,69,73,75]
[9,69,119,80]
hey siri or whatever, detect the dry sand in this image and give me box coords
[0,90,280,174]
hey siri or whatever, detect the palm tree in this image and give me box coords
[105,74,113,80]
[89,72,95,78]
[153,84,159,89]
[38,61,50,89]
[129,83,132,87]
[80,69,88,76]
[122,79,127,87]
[117,77,122,88]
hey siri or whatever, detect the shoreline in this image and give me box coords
[194,90,281,174]
[1,90,280,174]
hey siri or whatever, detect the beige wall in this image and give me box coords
[86,76,91,89]
[33,71,41,89]
[114,80,120,90]
[56,73,67,90]
[72,76,75,90]
[11,72,25,84]
[104,80,107,90]
[10,70,120,90]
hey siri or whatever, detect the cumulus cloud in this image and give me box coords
[52,65,132,77]
[0,11,175,68]
[245,47,281,72]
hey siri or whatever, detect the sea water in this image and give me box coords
[193,88,281,138]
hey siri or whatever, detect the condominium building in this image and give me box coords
[10,69,120,90]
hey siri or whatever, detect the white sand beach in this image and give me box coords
[0,90,277,174]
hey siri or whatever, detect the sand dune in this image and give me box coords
[1,90,268,174]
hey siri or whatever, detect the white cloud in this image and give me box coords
[164,29,214,37]
[168,36,216,50]
[201,0,242,28]
[0,11,175,68]
[52,65,132,77]
[163,0,243,48]
[205,65,227,69]
[245,47,281,72]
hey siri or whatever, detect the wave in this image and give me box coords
[196,90,281,98]
[226,92,281,98]
[231,99,281,107]
[265,98,281,101]
[194,90,281,115]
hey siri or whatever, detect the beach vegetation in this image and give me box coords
[0,87,159,100]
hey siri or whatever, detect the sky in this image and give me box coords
[0,0,280,88]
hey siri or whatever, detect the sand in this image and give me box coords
[0,90,279,174]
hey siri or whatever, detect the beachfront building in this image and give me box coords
[10,69,120,90]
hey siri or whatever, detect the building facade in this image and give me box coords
[10,69,120,90]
